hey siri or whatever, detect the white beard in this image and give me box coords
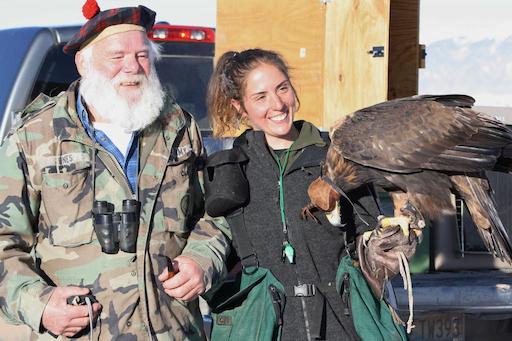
[80,66,165,132]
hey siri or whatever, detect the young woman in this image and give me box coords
[206,49,406,341]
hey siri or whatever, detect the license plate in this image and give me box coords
[408,313,464,341]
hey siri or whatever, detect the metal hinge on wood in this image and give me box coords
[419,44,426,68]
[367,46,384,57]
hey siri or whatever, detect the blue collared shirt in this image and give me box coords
[76,91,139,194]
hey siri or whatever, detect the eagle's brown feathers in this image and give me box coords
[308,94,512,263]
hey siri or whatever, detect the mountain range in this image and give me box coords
[419,36,512,107]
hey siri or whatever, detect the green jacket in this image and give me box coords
[0,82,229,340]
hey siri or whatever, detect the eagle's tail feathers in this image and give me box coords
[473,193,512,263]
[452,175,512,264]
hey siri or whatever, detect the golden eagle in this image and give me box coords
[304,95,512,263]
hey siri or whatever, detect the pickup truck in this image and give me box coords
[383,155,512,340]
[1,24,512,341]
[0,23,218,146]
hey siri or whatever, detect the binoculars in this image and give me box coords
[92,199,140,254]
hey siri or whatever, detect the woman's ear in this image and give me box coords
[230,99,241,113]
[230,99,245,117]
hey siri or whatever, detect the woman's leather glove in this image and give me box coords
[356,223,418,300]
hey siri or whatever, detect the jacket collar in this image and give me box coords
[235,121,329,174]
[291,120,326,151]
[235,121,326,148]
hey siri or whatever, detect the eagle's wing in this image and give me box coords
[330,94,511,173]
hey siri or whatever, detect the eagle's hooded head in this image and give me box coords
[303,166,343,226]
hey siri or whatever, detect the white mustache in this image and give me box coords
[112,74,146,87]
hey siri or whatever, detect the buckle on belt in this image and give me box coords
[293,284,316,297]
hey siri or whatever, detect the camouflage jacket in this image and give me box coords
[0,82,229,340]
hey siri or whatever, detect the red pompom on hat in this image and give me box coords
[63,3,156,55]
[82,0,100,19]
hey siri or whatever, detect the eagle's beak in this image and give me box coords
[325,200,343,227]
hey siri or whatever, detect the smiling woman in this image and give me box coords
[231,62,299,149]
[203,48,409,341]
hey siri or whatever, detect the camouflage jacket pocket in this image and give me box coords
[41,166,94,246]
[161,181,193,237]
[161,151,199,234]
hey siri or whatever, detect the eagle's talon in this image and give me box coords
[301,203,320,224]
[362,230,373,246]
[379,216,412,237]
[400,202,426,231]
[412,228,424,243]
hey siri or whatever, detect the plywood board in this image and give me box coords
[216,0,327,128]
[323,0,390,129]
[215,0,418,131]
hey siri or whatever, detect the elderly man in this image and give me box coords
[0,2,228,340]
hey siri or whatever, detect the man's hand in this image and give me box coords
[42,286,102,337]
[357,224,418,299]
[158,255,205,301]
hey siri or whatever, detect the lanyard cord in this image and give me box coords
[275,144,294,236]
[91,142,97,207]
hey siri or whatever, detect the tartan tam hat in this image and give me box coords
[63,1,156,55]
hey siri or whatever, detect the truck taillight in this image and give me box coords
[148,25,215,43]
